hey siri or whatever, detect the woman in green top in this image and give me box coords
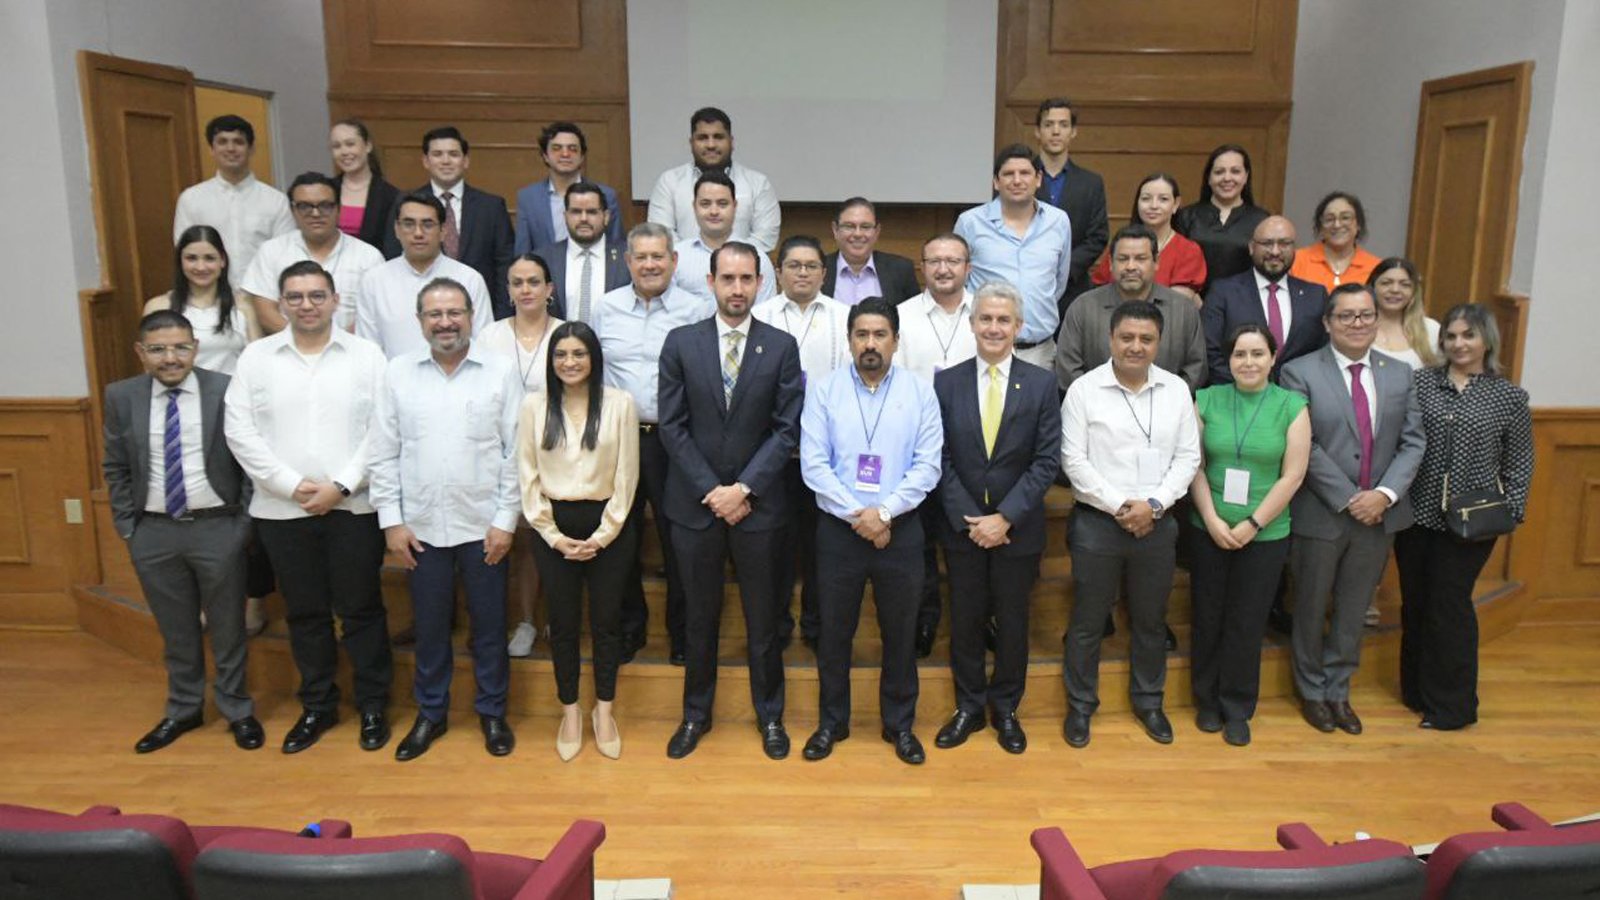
[1187,324,1310,746]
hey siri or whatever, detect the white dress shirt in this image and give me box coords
[975,353,1013,418]
[751,293,849,383]
[369,344,524,546]
[173,173,295,288]
[240,230,385,331]
[714,314,752,370]
[1331,345,1399,504]
[224,328,389,519]
[356,254,495,359]
[671,237,778,306]
[565,237,610,321]
[477,315,563,394]
[646,161,781,251]
[895,291,977,382]
[433,181,467,240]
[144,372,226,512]
[1060,360,1201,515]
[180,303,249,375]
[1254,269,1294,343]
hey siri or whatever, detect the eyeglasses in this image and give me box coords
[398,218,440,233]
[922,257,968,269]
[1320,212,1358,226]
[293,201,338,215]
[1251,239,1296,250]
[282,291,332,307]
[1331,310,1378,325]
[420,308,470,322]
[835,223,878,234]
[781,261,822,272]
[140,343,196,357]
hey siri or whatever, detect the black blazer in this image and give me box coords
[101,368,248,539]
[657,318,803,533]
[335,174,401,255]
[387,184,516,319]
[534,239,630,321]
[821,250,921,304]
[933,357,1061,557]
[1201,270,1328,384]
[1037,160,1109,307]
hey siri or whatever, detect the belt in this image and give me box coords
[1015,339,1045,350]
[639,423,657,433]
[146,505,243,521]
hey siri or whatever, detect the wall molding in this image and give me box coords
[1510,407,1600,599]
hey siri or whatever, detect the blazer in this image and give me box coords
[1280,346,1425,539]
[821,250,921,305]
[101,368,248,539]
[1037,160,1109,307]
[535,238,630,321]
[657,317,804,533]
[335,174,402,255]
[386,184,516,320]
[1201,270,1328,384]
[513,178,625,256]
[933,357,1062,557]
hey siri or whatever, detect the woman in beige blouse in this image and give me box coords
[518,320,639,760]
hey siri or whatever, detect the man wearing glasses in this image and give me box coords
[1200,215,1329,385]
[357,192,494,359]
[822,197,921,306]
[241,172,384,334]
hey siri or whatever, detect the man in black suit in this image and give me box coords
[821,197,921,306]
[534,181,628,323]
[658,242,804,760]
[1034,98,1108,313]
[1201,215,1329,384]
[932,283,1061,755]
[386,126,516,319]
[102,310,262,754]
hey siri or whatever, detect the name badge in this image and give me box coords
[855,453,883,493]
[1135,448,1163,488]
[1223,468,1251,505]
[801,371,807,389]
[933,365,944,375]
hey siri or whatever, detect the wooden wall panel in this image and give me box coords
[1509,409,1600,599]
[0,401,99,627]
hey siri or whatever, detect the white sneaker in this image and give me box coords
[245,596,266,636]
[508,621,537,657]
[1364,602,1381,627]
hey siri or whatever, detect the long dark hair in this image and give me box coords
[170,225,236,334]
[541,321,605,451]
[334,118,383,178]
[1128,172,1182,226]
[1196,143,1256,209]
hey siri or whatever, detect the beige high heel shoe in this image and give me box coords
[592,707,622,759]
[556,709,583,761]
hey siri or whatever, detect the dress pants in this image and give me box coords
[532,500,637,705]
[1289,519,1392,703]
[128,512,255,722]
[776,457,820,642]
[675,522,786,725]
[408,539,509,722]
[945,541,1038,716]
[621,427,686,652]
[1187,529,1291,722]
[816,512,923,733]
[245,530,275,598]
[255,511,392,714]
[1395,525,1496,728]
[1064,507,1177,715]
[915,497,945,635]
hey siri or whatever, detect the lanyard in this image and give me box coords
[1230,386,1272,463]
[511,316,551,389]
[926,304,964,363]
[1119,384,1155,447]
[853,368,895,450]
[782,301,837,370]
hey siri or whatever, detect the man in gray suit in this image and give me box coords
[102,310,261,753]
[1281,283,1424,735]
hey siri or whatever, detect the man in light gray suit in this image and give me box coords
[1280,283,1424,736]
[102,310,261,754]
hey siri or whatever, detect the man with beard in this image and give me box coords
[535,181,629,323]
[647,107,780,251]
[1202,215,1329,384]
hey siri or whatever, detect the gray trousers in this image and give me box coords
[1289,520,1393,702]
[126,512,255,722]
[1064,507,1177,715]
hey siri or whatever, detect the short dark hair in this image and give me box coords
[538,121,587,155]
[563,180,606,210]
[138,309,194,338]
[710,241,760,277]
[397,190,446,224]
[777,235,824,268]
[690,106,732,133]
[1312,190,1369,243]
[205,115,254,146]
[1324,282,1375,317]
[922,232,970,258]
[1197,144,1256,208]
[421,126,468,155]
[694,170,737,201]
[1110,300,1163,335]
[1035,97,1077,127]
[287,171,340,202]
[836,197,876,223]
[993,143,1043,178]
[1110,223,1160,261]
[278,259,335,295]
[416,276,472,315]
[847,296,899,335]
[1224,323,1277,358]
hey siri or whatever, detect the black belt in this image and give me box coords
[1015,339,1045,350]
[639,423,657,433]
[146,505,242,521]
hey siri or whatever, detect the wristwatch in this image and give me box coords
[877,505,892,524]
[333,481,352,498]
[1147,498,1164,519]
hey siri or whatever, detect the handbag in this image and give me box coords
[1441,473,1515,542]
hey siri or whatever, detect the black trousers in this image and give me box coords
[1187,528,1291,722]
[1394,525,1496,729]
[776,458,820,642]
[621,427,686,651]
[816,513,923,733]
[945,541,1038,716]
[255,511,392,714]
[1064,507,1176,715]
[532,500,637,705]
[675,522,786,725]
[916,497,945,634]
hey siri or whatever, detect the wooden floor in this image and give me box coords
[4,597,1599,899]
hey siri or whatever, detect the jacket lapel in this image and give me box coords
[726,321,765,417]
[701,321,729,417]
[130,374,154,485]
[1321,348,1361,444]
[198,372,223,461]
[990,369,1027,459]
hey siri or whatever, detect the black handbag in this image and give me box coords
[1441,474,1515,542]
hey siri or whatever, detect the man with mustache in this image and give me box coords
[1201,215,1328,385]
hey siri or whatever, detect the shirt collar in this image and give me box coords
[715,315,752,343]
[978,354,1013,380]
[1331,345,1373,371]
[569,236,605,260]
[271,326,352,356]
[838,254,877,278]
[1253,268,1285,291]
[982,197,1042,223]
[152,371,200,398]
[419,341,487,374]
[213,172,258,192]
[431,181,464,202]
[916,290,972,316]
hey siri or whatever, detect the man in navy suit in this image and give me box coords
[821,197,922,306]
[932,282,1061,755]
[514,121,624,255]
[534,182,629,322]
[658,242,804,760]
[386,126,516,319]
[1201,215,1328,384]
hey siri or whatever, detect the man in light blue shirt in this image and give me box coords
[800,297,943,766]
[954,144,1072,372]
[671,171,776,306]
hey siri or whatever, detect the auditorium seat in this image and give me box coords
[192,818,605,900]
[1423,801,1600,899]
[1031,822,1424,899]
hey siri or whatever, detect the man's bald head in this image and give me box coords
[1250,215,1298,280]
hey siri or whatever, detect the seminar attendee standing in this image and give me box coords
[173,115,293,288]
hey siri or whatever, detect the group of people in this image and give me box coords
[105,99,1533,768]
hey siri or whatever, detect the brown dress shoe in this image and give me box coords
[1302,699,1336,733]
[1328,700,1363,735]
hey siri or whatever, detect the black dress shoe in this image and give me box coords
[481,715,515,756]
[1267,604,1294,636]
[359,710,390,751]
[1164,625,1178,653]
[1223,719,1251,746]
[934,709,986,749]
[914,624,936,659]
[1102,615,1116,638]
[802,726,849,760]
[394,714,448,762]
[802,634,818,652]
[619,631,646,665]
[135,713,203,754]
[669,647,686,667]
[1063,711,1091,748]
[282,710,339,754]
[1328,700,1363,735]
[665,720,711,759]
[1134,708,1174,744]
[1194,707,1223,733]
[881,728,925,765]
[1302,699,1336,733]
[229,716,265,750]
[993,712,1027,754]
[760,721,790,760]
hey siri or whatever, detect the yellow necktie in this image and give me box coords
[982,364,1002,457]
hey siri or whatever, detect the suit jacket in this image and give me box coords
[101,368,248,539]
[513,178,625,256]
[657,318,803,532]
[1037,160,1109,307]
[1201,270,1328,384]
[1280,347,1425,539]
[335,174,401,256]
[933,357,1062,557]
[535,238,630,321]
[821,250,921,305]
[386,184,516,319]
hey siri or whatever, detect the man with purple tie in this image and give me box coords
[1200,215,1327,385]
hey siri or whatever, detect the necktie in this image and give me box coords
[163,389,187,517]
[578,249,594,323]
[1266,282,1285,351]
[723,330,743,405]
[441,192,460,258]
[1348,362,1374,490]
[982,365,1003,457]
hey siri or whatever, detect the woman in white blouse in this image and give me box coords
[1369,257,1440,370]
[145,226,260,374]
[518,321,639,760]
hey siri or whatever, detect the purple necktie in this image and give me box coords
[1348,362,1374,490]
[1267,282,1285,351]
[163,389,188,517]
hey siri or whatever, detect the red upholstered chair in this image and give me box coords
[192,819,605,900]
[1424,801,1600,899]
[1032,822,1425,899]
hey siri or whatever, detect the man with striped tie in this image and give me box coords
[102,310,261,753]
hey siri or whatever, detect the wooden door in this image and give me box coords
[194,84,276,185]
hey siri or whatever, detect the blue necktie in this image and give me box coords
[163,389,187,517]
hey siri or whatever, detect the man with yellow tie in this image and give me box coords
[930,282,1062,754]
